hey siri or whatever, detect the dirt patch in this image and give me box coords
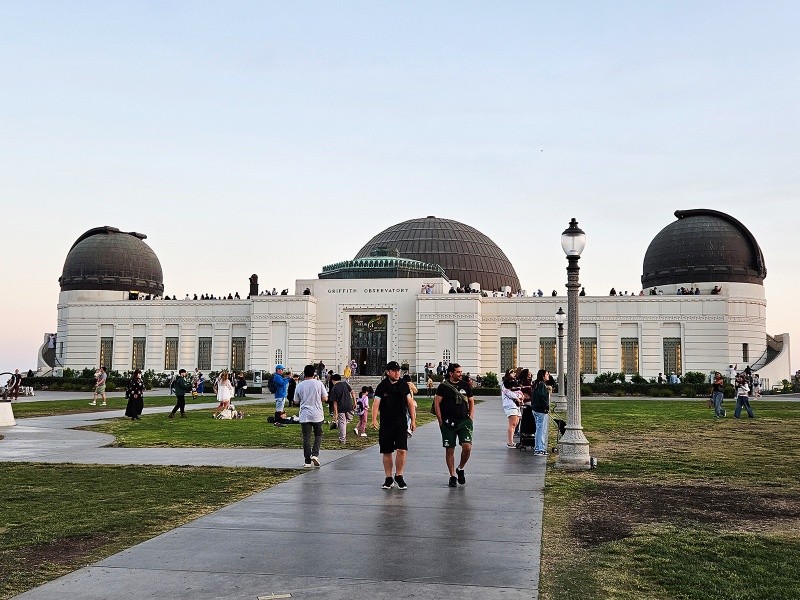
[570,481,800,547]
[18,535,112,567]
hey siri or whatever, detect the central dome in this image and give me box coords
[354,216,521,291]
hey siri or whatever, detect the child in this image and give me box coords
[354,386,369,437]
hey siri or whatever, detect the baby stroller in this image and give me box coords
[517,404,537,451]
[549,411,567,454]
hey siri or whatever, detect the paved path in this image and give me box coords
[5,399,546,600]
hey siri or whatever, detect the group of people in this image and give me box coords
[501,368,552,454]
[710,364,760,419]
[290,360,474,490]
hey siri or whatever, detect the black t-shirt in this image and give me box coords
[332,381,354,412]
[436,379,473,423]
[374,378,411,425]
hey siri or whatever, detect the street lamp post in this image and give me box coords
[556,218,591,470]
[554,307,566,412]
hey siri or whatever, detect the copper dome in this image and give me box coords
[641,209,766,288]
[354,216,521,291]
[59,226,164,295]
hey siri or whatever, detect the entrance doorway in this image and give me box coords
[350,315,388,376]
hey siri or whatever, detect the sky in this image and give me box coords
[1,1,798,376]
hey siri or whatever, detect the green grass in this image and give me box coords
[540,400,800,600]
[0,463,296,600]
[84,398,439,449]
[10,394,253,419]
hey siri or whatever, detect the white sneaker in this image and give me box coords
[101,403,107,406]
[354,428,359,436]
[89,401,96,406]
[360,433,367,437]
[302,462,312,468]
[310,456,320,467]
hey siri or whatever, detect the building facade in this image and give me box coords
[46,213,791,383]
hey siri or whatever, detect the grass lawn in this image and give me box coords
[540,399,800,600]
[9,393,256,418]
[0,463,296,600]
[84,397,439,449]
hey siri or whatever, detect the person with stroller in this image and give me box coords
[531,369,551,456]
[502,370,524,448]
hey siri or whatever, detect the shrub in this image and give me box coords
[680,385,696,397]
[594,372,618,384]
[682,371,707,385]
[649,386,674,397]
[482,372,499,389]
[630,373,647,384]
[580,385,592,396]
[105,382,117,392]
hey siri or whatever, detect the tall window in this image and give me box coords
[275,349,283,367]
[501,337,518,373]
[663,338,682,376]
[442,349,451,364]
[132,338,146,370]
[539,337,556,373]
[99,337,113,370]
[579,338,597,374]
[198,337,212,370]
[231,337,246,371]
[621,338,639,375]
[164,337,179,370]
[742,343,749,363]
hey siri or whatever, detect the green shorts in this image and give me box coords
[95,384,106,394]
[440,417,473,448]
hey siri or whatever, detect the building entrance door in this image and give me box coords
[350,315,387,376]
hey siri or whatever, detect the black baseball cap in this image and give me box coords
[386,361,401,371]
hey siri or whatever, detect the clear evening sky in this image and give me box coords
[1,1,798,375]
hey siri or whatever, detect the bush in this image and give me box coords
[105,382,117,392]
[680,385,697,398]
[580,385,592,396]
[482,372,499,389]
[649,386,674,397]
[630,373,647,384]
[682,371,707,385]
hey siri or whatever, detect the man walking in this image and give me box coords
[434,363,475,487]
[9,369,22,401]
[272,365,291,426]
[295,364,327,467]
[331,373,357,444]
[168,371,176,395]
[371,361,416,490]
[89,367,107,406]
[169,369,193,418]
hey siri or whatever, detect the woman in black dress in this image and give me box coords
[125,369,145,420]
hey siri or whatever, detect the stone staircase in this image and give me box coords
[348,375,383,390]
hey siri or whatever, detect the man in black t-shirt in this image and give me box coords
[372,361,416,490]
[434,363,475,487]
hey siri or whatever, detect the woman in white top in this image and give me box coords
[501,370,524,448]
[213,372,235,417]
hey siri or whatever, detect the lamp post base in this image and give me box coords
[0,402,16,427]
[552,394,567,413]
[555,430,590,470]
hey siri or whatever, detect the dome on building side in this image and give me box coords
[641,209,766,288]
[59,226,164,295]
[354,216,521,291]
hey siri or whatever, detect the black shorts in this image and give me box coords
[379,423,409,454]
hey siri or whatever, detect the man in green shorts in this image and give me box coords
[89,366,107,406]
[434,363,475,487]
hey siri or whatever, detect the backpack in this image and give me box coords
[267,376,278,394]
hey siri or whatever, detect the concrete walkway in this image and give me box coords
[5,399,546,600]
